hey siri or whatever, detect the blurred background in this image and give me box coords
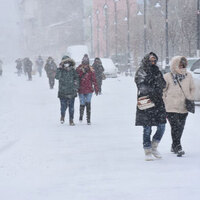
[0,0,199,72]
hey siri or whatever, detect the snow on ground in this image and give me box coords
[0,65,200,200]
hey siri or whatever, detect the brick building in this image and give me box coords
[92,0,137,59]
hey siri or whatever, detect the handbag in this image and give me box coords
[176,78,195,114]
[137,96,155,110]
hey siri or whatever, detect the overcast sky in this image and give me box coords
[0,0,20,62]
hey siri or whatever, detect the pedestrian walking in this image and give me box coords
[44,57,57,89]
[24,57,33,81]
[15,58,23,76]
[92,57,105,94]
[35,56,44,77]
[76,54,99,125]
[163,56,195,157]
[135,52,166,161]
[55,55,79,125]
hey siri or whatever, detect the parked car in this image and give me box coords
[90,58,118,78]
[187,58,200,103]
[191,68,200,103]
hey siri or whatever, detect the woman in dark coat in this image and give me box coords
[44,57,57,89]
[92,58,104,94]
[135,52,166,161]
[55,55,79,125]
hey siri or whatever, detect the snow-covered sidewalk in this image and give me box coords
[0,67,200,200]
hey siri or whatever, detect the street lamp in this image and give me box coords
[144,0,147,54]
[103,3,109,57]
[113,0,120,66]
[197,0,200,57]
[88,15,94,58]
[96,9,100,57]
[125,0,131,69]
[165,0,169,72]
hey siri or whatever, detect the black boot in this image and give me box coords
[79,105,85,121]
[86,102,91,125]
[175,144,185,157]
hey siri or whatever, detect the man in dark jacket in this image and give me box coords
[55,55,79,125]
[92,57,105,94]
[135,52,166,161]
[45,57,57,89]
[15,58,22,76]
[24,57,33,81]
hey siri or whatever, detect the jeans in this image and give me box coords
[143,124,165,149]
[60,98,75,120]
[79,93,93,105]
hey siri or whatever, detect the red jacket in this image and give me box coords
[76,65,98,94]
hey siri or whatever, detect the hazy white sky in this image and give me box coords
[0,0,20,61]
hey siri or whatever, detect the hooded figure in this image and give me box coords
[44,57,57,89]
[135,52,166,161]
[92,58,104,94]
[76,54,98,125]
[55,55,79,125]
[163,56,195,157]
[24,57,33,80]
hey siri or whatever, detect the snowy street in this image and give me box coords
[0,67,200,200]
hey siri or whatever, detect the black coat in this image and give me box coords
[135,53,166,126]
[92,63,104,86]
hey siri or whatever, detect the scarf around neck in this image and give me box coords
[171,73,186,85]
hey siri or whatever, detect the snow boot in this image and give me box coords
[60,115,65,124]
[144,148,154,161]
[69,119,75,126]
[79,105,85,121]
[171,145,176,153]
[176,145,185,157]
[151,140,162,159]
[86,102,91,125]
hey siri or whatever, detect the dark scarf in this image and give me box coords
[171,73,186,85]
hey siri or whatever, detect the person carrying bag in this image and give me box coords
[135,52,167,161]
[163,56,195,157]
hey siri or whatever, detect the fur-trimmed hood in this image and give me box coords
[170,56,187,75]
[60,57,75,68]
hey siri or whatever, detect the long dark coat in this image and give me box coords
[92,62,104,90]
[135,53,166,126]
[45,61,57,78]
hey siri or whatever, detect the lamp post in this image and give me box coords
[96,9,100,57]
[197,0,200,57]
[125,0,131,69]
[89,15,93,58]
[144,0,147,54]
[103,3,109,57]
[165,0,169,72]
[113,0,120,66]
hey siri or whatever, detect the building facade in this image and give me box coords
[92,0,137,59]
[18,0,84,58]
